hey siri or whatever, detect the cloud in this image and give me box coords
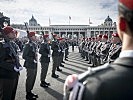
[0,0,118,26]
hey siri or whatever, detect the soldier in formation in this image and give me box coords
[39,34,51,88]
[0,26,22,100]
[23,31,38,100]
[64,0,133,99]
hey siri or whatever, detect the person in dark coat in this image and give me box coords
[63,0,133,100]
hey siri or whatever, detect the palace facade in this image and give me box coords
[11,15,117,39]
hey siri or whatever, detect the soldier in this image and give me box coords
[0,26,22,100]
[56,37,63,71]
[108,33,122,63]
[22,31,38,100]
[64,0,133,99]
[39,34,50,88]
[51,34,60,78]
[64,38,69,61]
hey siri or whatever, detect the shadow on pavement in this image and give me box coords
[64,63,87,71]
[45,87,63,100]
[63,65,83,74]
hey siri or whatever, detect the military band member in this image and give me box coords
[23,32,38,100]
[39,34,51,88]
[0,26,22,100]
[64,0,133,99]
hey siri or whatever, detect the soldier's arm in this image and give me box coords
[51,41,59,51]
[22,44,34,62]
[39,43,49,57]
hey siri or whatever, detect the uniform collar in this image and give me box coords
[119,50,133,58]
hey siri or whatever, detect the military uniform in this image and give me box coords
[22,32,38,99]
[64,0,133,99]
[39,34,50,88]
[0,26,22,100]
[51,36,60,78]
[64,40,69,60]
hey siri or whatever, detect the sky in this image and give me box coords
[0,0,118,26]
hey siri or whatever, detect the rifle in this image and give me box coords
[24,22,32,42]
[0,24,22,72]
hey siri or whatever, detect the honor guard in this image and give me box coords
[23,31,38,100]
[64,38,69,61]
[0,26,22,100]
[108,33,122,63]
[39,34,51,88]
[51,34,60,78]
[64,0,133,99]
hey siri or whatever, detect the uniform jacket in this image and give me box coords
[51,40,60,56]
[81,57,133,100]
[39,41,50,63]
[0,41,19,79]
[23,41,37,69]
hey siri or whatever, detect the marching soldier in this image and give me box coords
[23,31,38,100]
[64,0,133,100]
[39,34,50,88]
[0,26,22,100]
[51,34,60,78]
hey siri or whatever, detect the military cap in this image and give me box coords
[98,34,102,38]
[3,26,14,35]
[53,34,57,37]
[112,33,119,37]
[57,37,63,41]
[43,34,49,38]
[119,0,133,10]
[102,34,108,39]
[29,32,36,37]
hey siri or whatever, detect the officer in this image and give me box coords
[39,34,50,88]
[51,34,60,78]
[0,26,22,100]
[22,31,38,99]
[64,0,133,99]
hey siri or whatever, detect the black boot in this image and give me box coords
[26,92,38,100]
[40,82,49,88]
[60,64,64,67]
[51,73,59,78]
[57,68,62,72]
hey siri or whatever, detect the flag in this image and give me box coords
[69,16,71,20]
[49,17,51,26]
[89,18,92,24]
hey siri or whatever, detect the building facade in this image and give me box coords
[11,15,117,39]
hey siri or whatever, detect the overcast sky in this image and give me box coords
[0,0,118,26]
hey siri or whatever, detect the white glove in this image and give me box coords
[62,50,65,52]
[14,66,23,72]
[34,60,37,63]
[48,54,51,57]
[58,49,61,52]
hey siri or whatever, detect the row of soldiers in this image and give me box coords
[0,26,70,100]
[79,33,122,67]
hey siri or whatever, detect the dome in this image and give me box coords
[29,15,37,22]
[105,16,112,22]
